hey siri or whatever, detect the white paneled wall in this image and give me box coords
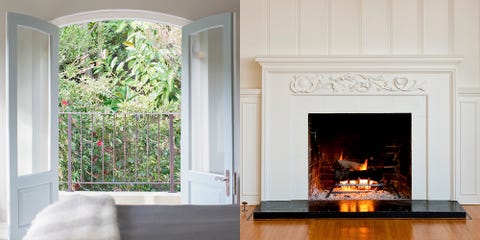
[457,96,480,203]
[240,0,480,203]
[240,90,261,204]
[362,0,389,55]
[455,0,480,89]
[299,0,329,55]
[330,0,361,54]
[240,0,477,88]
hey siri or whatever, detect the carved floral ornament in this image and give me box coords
[289,74,426,94]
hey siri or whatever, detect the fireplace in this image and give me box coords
[308,113,412,200]
[256,56,460,201]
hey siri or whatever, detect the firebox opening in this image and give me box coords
[308,113,412,200]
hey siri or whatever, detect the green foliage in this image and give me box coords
[58,20,181,113]
[58,20,182,192]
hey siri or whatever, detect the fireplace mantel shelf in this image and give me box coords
[255,56,463,70]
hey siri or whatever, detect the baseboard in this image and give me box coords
[0,221,7,239]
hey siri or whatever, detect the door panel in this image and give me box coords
[7,12,59,239]
[16,26,51,176]
[181,13,234,204]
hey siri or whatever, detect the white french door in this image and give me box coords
[6,11,234,239]
[7,12,59,240]
[180,12,235,204]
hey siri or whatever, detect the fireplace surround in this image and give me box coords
[256,56,462,201]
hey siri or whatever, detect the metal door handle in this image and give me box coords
[215,170,230,197]
[215,176,228,182]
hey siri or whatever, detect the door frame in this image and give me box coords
[51,10,239,204]
[50,9,191,27]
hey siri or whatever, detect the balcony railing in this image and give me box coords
[58,112,180,192]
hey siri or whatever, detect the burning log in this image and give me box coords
[337,159,368,171]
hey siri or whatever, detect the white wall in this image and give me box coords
[0,0,239,225]
[240,0,480,204]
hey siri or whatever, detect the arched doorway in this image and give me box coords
[54,11,186,205]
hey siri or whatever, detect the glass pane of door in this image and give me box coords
[16,26,51,176]
[189,26,225,175]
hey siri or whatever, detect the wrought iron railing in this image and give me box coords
[58,112,180,192]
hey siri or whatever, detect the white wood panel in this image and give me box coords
[362,0,389,55]
[268,0,298,54]
[459,101,477,195]
[330,0,360,55]
[240,90,261,204]
[454,0,480,89]
[423,0,450,54]
[392,0,419,54]
[457,97,480,203]
[18,184,51,227]
[240,0,267,89]
[299,0,329,55]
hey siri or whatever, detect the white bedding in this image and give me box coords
[23,194,120,240]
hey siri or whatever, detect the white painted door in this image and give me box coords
[181,13,235,204]
[7,12,59,240]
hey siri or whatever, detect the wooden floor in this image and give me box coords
[240,205,480,240]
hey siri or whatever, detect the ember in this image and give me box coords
[310,188,408,200]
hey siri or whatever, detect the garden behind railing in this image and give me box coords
[58,112,180,192]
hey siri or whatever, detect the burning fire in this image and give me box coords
[337,154,368,171]
[336,152,376,191]
[359,159,368,171]
[337,179,377,191]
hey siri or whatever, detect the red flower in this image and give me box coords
[61,99,68,106]
[97,140,103,147]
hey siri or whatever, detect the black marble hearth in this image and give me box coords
[253,200,467,219]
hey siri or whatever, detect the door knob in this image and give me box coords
[214,170,230,196]
[215,176,228,182]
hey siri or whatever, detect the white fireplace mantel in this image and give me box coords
[256,56,463,201]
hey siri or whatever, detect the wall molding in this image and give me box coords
[290,73,425,94]
[240,89,262,96]
[240,90,262,204]
[256,56,463,72]
[457,88,480,95]
[448,0,454,54]
[418,0,424,54]
[456,97,480,203]
[388,0,394,55]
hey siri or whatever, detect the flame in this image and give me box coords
[359,159,368,171]
[359,179,369,185]
[339,152,344,160]
[337,178,378,191]
[359,179,371,190]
